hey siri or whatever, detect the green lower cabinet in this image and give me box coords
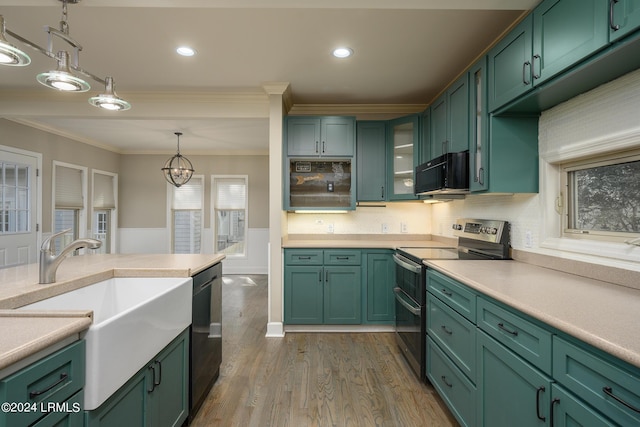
[324,266,361,324]
[85,328,189,427]
[426,337,476,427]
[31,390,84,427]
[364,251,395,324]
[284,266,324,324]
[478,330,552,426]
[550,384,614,427]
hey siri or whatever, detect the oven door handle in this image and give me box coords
[392,254,422,273]
[393,287,421,316]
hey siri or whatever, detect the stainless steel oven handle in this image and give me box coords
[392,254,422,274]
[393,287,421,316]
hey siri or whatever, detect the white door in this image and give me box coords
[0,148,39,267]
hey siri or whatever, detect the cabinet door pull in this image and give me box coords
[381,186,384,199]
[441,375,453,388]
[441,325,453,335]
[522,61,531,85]
[322,141,326,153]
[154,360,162,386]
[315,141,319,154]
[610,0,620,31]
[336,256,350,260]
[498,322,518,336]
[441,288,453,297]
[147,365,156,393]
[550,397,560,426]
[29,373,68,398]
[478,167,485,185]
[297,256,311,260]
[603,386,640,413]
[536,386,546,421]
[533,54,541,79]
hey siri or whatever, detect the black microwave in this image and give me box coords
[414,150,469,195]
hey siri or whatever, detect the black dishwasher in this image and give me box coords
[189,262,222,421]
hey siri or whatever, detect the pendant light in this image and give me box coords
[37,50,90,92]
[0,15,30,66]
[89,76,131,111]
[162,132,195,188]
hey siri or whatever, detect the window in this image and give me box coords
[92,171,117,254]
[212,176,247,257]
[562,151,640,242]
[53,163,86,253]
[171,176,203,254]
[0,161,30,234]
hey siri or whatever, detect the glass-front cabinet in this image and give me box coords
[387,115,419,200]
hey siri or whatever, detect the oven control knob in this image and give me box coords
[490,227,498,235]
[452,224,463,231]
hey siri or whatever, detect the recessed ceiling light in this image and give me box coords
[176,46,196,57]
[332,47,353,58]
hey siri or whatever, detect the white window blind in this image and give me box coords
[172,177,203,210]
[214,178,246,210]
[93,173,116,209]
[55,165,83,209]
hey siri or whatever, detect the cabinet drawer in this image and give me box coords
[426,337,476,427]
[553,336,640,427]
[427,270,476,322]
[0,340,85,427]
[427,296,476,383]
[285,249,324,265]
[32,390,83,427]
[477,297,552,374]
[324,250,361,265]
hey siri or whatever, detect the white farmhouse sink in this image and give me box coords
[19,277,192,410]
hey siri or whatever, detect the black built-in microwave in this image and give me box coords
[414,150,469,195]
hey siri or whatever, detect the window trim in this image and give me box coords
[211,175,248,259]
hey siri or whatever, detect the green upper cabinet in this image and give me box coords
[488,14,534,112]
[286,116,355,157]
[609,0,640,41]
[430,73,470,158]
[356,121,387,201]
[489,0,610,112]
[387,114,419,200]
[419,108,431,164]
[469,57,489,192]
[532,0,608,85]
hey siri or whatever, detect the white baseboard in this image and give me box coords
[265,322,285,338]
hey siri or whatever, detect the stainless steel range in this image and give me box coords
[393,218,511,381]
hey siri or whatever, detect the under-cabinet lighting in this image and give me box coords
[293,210,349,214]
[394,143,413,149]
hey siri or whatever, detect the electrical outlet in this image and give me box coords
[327,223,334,234]
[382,223,389,233]
[401,222,408,233]
[525,230,533,248]
[315,219,324,225]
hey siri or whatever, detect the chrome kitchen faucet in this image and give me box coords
[39,228,102,284]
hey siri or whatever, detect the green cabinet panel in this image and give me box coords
[533,0,608,86]
[553,335,640,426]
[488,14,534,112]
[550,384,615,427]
[419,108,431,164]
[86,329,189,427]
[0,340,85,427]
[285,266,324,324]
[32,390,84,427]
[469,57,489,192]
[427,337,477,427]
[324,266,362,324]
[387,115,419,200]
[324,249,361,265]
[286,116,355,157]
[356,121,387,201]
[477,297,552,375]
[478,330,552,427]
[427,295,477,383]
[426,269,476,322]
[430,73,470,158]
[610,0,640,41]
[285,249,323,265]
[364,251,395,324]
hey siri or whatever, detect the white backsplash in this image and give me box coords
[287,202,431,235]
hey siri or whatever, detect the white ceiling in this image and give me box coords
[0,0,539,154]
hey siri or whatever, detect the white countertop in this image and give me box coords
[425,259,640,369]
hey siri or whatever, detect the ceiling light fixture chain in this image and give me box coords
[162,132,195,188]
[0,0,131,110]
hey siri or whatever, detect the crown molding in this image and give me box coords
[287,103,427,120]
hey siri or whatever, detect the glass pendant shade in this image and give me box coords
[37,50,90,92]
[89,76,131,111]
[162,132,195,187]
[0,16,30,66]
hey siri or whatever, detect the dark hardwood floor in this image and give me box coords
[191,275,457,427]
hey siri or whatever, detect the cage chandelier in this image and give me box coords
[0,0,131,111]
[162,132,195,188]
